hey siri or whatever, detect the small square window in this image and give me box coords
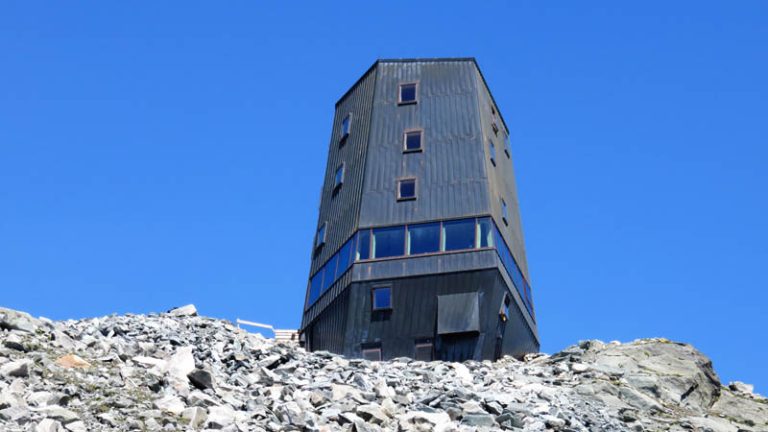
[341,114,351,140]
[315,223,327,248]
[414,340,433,361]
[398,83,417,105]
[491,121,499,135]
[490,103,496,116]
[372,286,392,310]
[334,164,345,189]
[500,295,511,322]
[501,198,508,225]
[397,178,416,201]
[362,347,382,361]
[504,136,511,158]
[489,141,497,166]
[404,130,423,152]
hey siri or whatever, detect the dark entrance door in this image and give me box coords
[436,332,478,362]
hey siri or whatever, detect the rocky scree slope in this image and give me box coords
[0,306,766,432]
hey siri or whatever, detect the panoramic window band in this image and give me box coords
[306,216,534,320]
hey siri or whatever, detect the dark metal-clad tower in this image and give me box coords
[300,58,539,361]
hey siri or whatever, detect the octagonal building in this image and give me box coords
[300,58,539,361]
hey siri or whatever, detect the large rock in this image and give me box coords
[187,368,214,390]
[181,407,207,428]
[35,419,62,432]
[0,307,42,333]
[206,405,236,429]
[0,360,32,378]
[583,338,721,412]
[167,304,198,317]
[54,354,91,369]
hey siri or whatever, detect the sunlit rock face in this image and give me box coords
[0,306,765,431]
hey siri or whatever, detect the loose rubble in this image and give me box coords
[0,306,765,431]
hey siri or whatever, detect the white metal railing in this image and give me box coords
[236,319,299,342]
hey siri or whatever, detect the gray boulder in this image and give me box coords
[0,307,42,333]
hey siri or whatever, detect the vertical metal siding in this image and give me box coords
[309,68,377,276]
[301,59,539,353]
[473,68,532,283]
[358,61,490,227]
[311,269,539,360]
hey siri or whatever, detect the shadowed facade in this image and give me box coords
[300,58,539,361]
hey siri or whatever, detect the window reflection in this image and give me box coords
[442,219,475,251]
[337,238,352,275]
[477,217,494,248]
[372,226,405,258]
[407,222,440,255]
[323,254,338,291]
[356,230,371,260]
[306,217,534,319]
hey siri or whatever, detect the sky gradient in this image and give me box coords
[1,2,766,392]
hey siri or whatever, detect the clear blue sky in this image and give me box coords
[1,2,766,392]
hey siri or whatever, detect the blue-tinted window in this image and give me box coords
[398,179,416,200]
[308,270,323,305]
[334,164,344,189]
[323,254,339,291]
[337,238,353,275]
[442,219,475,251]
[372,226,405,258]
[404,130,422,152]
[341,114,351,138]
[315,223,326,248]
[477,217,494,248]
[399,83,417,104]
[356,229,371,260]
[407,222,440,255]
[490,141,496,165]
[372,286,392,310]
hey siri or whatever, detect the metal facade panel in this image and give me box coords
[318,268,539,360]
[437,292,480,334]
[358,61,490,227]
[310,67,377,276]
[301,59,539,357]
[473,68,531,282]
[352,249,498,282]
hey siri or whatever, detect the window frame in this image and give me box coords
[441,218,478,252]
[501,198,509,225]
[414,339,434,361]
[333,163,345,190]
[397,177,417,201]
[491,120,499,135]
[500,294,511,322]
[398,82,419,105]
[340,113,352,142]
[372,225,406,259]
[403,128,424,153]
[362,346,382,361]
[371,285,393,311]
[504,135,511,158]
[489,140,497,166]
[315,222,327,249]
[406,221,441,256]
